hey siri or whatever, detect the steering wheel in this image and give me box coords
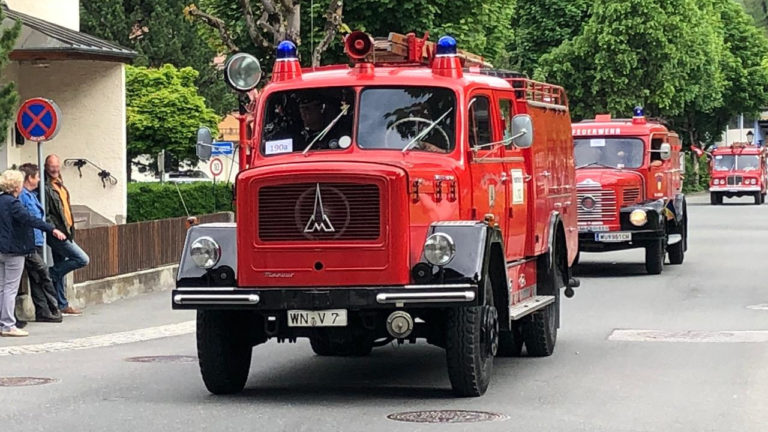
[384,117,450,151]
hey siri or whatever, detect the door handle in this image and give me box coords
[500,172,509,183]
[540,171,551,177]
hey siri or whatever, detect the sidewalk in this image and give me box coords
[1,290,194,348]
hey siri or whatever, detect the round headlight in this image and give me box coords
[424,233,456,266]
[629,209,648,227]
[190,236,221,269]
[224,53,262,92]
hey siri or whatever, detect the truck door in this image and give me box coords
[497,95,528,261]
[468,93,507,238]
[649,133,669,199]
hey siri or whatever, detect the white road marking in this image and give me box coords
[609,329,768,343]
[747,304,768,311]
[0,321,195,356]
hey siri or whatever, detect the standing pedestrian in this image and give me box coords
[0,170,67,337]
[18,163,62,323]
[44,154,89,316]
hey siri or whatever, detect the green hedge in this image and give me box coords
[683,154,711,193]
[127,182,234,222]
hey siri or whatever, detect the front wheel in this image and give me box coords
[710,193,721,205]
[445,278,498,397]
[755,192,762,205]
[645,239,665,274]
[197,310,254,395]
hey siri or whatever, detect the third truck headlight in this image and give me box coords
[424,233,456,266]
[629,209,648,227]
[190,236,221,269]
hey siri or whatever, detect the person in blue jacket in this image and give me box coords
[18,163,62,323]
[0,170,66,337]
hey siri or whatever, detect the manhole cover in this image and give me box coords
[125,355,197,363]
[387,410,508,424]
[0,377,57,387]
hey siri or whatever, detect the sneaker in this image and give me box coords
[61,306,82,316]
[1,327,29,337]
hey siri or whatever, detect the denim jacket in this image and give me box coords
[19,188,45,247]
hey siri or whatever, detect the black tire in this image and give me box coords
[755,192,762,205]
[522,231,564,357]
[309,331,373,357]
[668,210,686,266]
[445,278,498,397]
[761,193,766,204]
[573,251,580,267]
[197,310,254,395]
[710,193,721,205]
[496,322,523,357]
[645,239,665,274]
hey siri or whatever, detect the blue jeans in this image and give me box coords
[47,238,90,309]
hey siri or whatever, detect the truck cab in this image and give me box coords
[708,143,767,205]
[173,32,578,397]
[571,109,687,274]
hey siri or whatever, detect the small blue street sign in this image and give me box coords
[211,141,234,155]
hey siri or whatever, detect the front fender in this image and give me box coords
[177,223,237,287]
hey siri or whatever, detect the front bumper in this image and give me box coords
[578,229,664,252]
[709,186,761,193]
[172,284,478,310]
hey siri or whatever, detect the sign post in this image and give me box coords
[209,157,223,213]
[16,98,62,264]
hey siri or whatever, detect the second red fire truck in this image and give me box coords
[572,110,688,274]
[173,32,579,397]
[708,143,767,205]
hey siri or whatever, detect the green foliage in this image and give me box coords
[683,154,711,193]
[126,64,220,169]
[81,0,236,115]
[198,0,515,68]
[509,0,592,75]
[127,181,233,222]
[535,0,725,122]
[0,9,20,143]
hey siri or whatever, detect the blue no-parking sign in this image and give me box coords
[16,98,62,141]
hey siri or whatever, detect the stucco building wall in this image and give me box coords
[4,60,127,223]
[5,0,80,30]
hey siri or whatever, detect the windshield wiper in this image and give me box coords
[302,104,350,155]
[401,108,453,153]
[576,161,616,169]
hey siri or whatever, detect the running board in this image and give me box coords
[508,295,555,320]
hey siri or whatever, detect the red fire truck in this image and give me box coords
[708,143,767,205]
[572,109,688,274]
[173,32,579,397]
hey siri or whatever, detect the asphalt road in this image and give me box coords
[1,193,767,431]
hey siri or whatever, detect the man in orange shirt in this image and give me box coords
[44,155,89,316]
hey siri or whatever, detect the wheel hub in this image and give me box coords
[481,306,499,357]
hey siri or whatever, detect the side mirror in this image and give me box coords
[196,127,213,161]
[659,142,672,160]
[510,114,533,149]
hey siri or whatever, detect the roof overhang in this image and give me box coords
[2,5,136,64]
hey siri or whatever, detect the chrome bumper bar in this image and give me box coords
[376,290,476,304]
[173,294,260,305]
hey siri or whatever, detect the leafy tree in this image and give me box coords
[126,65,219,179]
[81,0,236,115]
[509,0,592,75]
[534,0,725,123]
[0,9,20,143]
[191,0,514,69]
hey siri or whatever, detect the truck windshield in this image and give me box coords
[574,138,644,169]
[260,87,355,156]
[714,155,760,171]
[357,87,456,153]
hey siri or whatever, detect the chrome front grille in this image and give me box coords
[727,175,743,186]
[259,182,381,242]
[577,188,617,222]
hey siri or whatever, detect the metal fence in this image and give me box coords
[73,212,233,284]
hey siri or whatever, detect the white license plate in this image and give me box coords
[579,225,609,232]
[596,232,632,242]
[287,309,347,327]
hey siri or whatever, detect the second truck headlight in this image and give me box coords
[629,209,648,227]
[424,233,456,266]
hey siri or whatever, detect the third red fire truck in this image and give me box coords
[572,109,688,274]
[708,143,767,205]
[173,32,579,397]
